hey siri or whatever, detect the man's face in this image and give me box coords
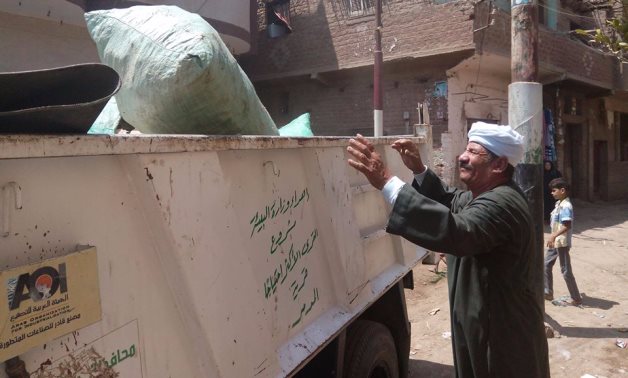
[458,142,495,189]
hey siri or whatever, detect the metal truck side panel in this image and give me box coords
[0,136,428,377]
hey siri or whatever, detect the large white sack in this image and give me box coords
[85,6,278,135]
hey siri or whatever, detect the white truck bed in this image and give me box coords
[0,135,429,377]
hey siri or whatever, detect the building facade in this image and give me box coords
[242,0,628,201]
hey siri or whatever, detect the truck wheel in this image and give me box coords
[343,320,399,378]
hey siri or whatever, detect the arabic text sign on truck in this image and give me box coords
[0,134,430,377]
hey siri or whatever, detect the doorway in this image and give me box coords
[564,123,583,198]
[621,113,628,161]
[593,140,608,199]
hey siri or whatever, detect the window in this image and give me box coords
[539,0,558,30]
[344,0,376,17]
[433,81,448,98]
[564,95,582,116]
[621,114,628,161]
[492,0,510,12]
[266,0,292,38]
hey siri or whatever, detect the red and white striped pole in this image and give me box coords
[373,0,383,137]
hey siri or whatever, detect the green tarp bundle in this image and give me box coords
[85,5,278,135]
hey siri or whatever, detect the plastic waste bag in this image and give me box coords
[278,113,314,137]
[85,5,278,135]
[88,97,121,135]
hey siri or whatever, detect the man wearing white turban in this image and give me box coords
[347,123,549,378]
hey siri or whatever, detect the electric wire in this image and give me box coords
[537,3,600,21]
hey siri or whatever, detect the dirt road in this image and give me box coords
[405,199,628,378]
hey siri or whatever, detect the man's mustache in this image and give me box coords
[459,163,472,170]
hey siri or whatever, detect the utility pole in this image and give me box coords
[373,0,383,137]
[509,0,544,297]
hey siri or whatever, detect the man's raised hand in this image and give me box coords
[347,134,391,190]
[391,139,425,174]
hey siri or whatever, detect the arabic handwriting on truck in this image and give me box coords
[263,229,318,299]
[270,219,297,254]
[290,288,320,329]
[252,187,321,330]
[250,188,310,237]
[263,264,283,299]
[290,267,308,301]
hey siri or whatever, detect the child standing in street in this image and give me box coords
[544,178,582,306]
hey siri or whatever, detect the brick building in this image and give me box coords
[241,0,628,201]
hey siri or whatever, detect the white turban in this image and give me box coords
[468,122,525,165]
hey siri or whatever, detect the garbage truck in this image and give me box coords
[0,131,431,377]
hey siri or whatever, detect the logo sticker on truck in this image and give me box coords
[7,263,67,310]
[0,247,102,361]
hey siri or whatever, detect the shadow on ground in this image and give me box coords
[408,359,454,378]
[579,293,620,310]
[572,199,628,232]
[547,293,620,311]
[544,312,626,339]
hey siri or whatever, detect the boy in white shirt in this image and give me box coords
[544,178,582,306]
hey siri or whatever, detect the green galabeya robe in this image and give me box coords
[387,169,550,378]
